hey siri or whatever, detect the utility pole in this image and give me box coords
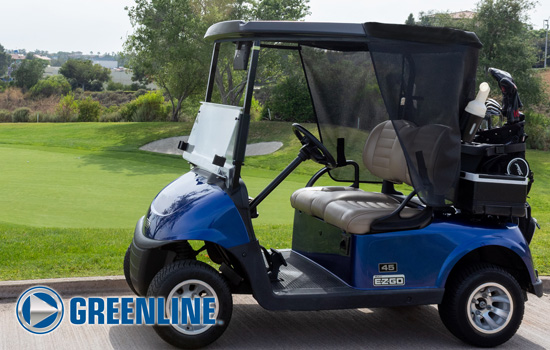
[545,19,549,69]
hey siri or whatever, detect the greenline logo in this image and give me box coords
[16,286,218,334]
[16,286,64,334]
[70,296,217,325]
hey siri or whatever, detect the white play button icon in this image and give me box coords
[30,294,59,326]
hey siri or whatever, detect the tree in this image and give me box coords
[529,29,548,68]
[125,0,310,120]
[59,59,111,91]
[473,0,542,105]
[416,0,542,106]
[417,11,457,27]
[29,75,71,97]
[0,44,10,77]
[125,0,220,121]
[405,13,416,25]
[50,52,70,67]
[213,0,310,105]
[13,55,48,90]
[253,0,310,20]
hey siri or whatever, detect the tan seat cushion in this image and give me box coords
[291,186,422,234]
[290,186,363,216]
[323,199,420,234]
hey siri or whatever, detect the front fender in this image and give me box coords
[436,224,537,288]
[143,172,250,249]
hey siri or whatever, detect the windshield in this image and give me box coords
[183,102,243,179]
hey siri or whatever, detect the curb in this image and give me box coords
[0,275,548,301]
[541,276,550,294]
[0,276,130,300]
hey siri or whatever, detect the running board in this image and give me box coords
[229,242,444,312]
[272,251,349,295]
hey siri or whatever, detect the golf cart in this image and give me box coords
[124,21,543,348]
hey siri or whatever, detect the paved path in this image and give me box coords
[2,293,548,350]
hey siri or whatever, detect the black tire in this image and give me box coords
[438,263,524,347]
[123,245,140,296]
[147,260,233,349]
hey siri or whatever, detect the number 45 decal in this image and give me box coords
[378,263,397,273]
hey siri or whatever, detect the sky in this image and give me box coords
[0,0,549,54]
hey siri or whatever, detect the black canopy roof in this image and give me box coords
[204,20,482,50]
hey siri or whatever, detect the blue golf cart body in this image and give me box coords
[125,20,543,348]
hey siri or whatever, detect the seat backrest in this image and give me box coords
[364,120,458,204]
[398,123,459,201]
[363,120,412,185]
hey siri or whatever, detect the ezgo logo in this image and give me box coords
[16,286,64,334]
[16,286,218,334]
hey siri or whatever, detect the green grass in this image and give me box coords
[0,122,325,279]
[0,221,293,280]
[0,122,548,280]
[0,223,128,280]
[524,150,550,274]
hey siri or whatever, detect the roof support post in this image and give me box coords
[205,43,220,102]
[232,41,261,190]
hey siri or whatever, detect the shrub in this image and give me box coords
[100,111,125,122]
[77,97,102,122]
[121,91,168,122]
[0,88,25,110]
[29,75,71,98]
[129,83,142,91]
[98,106,124,122]
[88,91,136,108]
[89,80,104,92]
[74,88,84,97]
[106,81,125,91]
[119,102,138,121]
[134,89,147,97]
[12,107,31,123]
[250,97,262,121]
[0,109,11,122]
[261,75,314,122]
[56,94,79,122]
[37,113,61,123]
[106,82,142,92]
[525,111,550,150]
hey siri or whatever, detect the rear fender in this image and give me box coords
[437,233,537,290]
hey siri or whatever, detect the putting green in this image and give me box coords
[0,143,316,229]
[0,145,184,228]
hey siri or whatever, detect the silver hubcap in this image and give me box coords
[467,282,513,334]
[166,279,219,335]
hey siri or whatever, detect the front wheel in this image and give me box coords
[438,264,524,347]
[147,260,233,349]
[123,245,139,296]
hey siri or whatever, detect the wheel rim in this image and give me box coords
[467,282,513,334]
[166,279,219,335]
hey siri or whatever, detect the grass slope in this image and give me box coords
[0,122,548,279]
[0,122,318,279]
[524,150,550,274]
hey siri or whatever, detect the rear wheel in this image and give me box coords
[147,260,232,349]
[438,264,524,347]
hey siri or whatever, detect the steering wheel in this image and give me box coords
[292,123,337,169]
